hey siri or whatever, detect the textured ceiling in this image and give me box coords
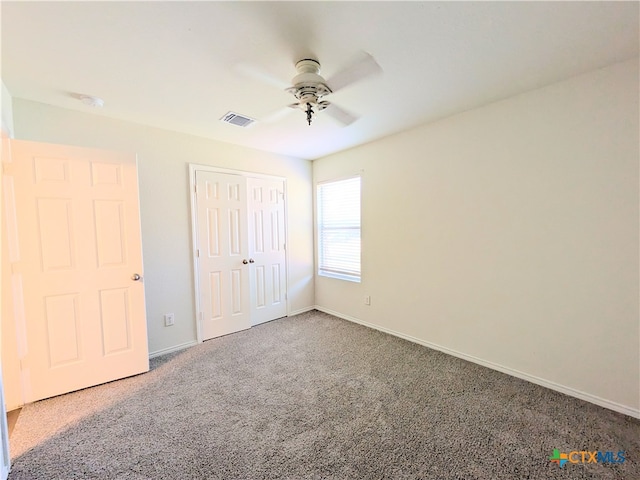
[2,1,638,160]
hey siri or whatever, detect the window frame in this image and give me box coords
[316,175,362,283]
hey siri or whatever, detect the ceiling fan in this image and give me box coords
[242,52,382,126]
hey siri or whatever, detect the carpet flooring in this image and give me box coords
[8,310,640,479]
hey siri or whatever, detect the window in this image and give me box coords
[317,176,361,282]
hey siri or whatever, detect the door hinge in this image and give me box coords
[196,249,200,258]
[194,184,198,194]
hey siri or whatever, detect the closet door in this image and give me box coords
[247,177,287,325]
[193,169,288,340]
[195,171,251,340]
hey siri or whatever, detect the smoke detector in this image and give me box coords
[79,95,104,108]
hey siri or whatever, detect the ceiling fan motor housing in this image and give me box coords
[286,59,332,107]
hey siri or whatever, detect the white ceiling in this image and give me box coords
[2,1,638,160]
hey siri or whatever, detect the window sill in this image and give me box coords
[318,271,361,283]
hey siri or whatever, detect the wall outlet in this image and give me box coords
[364,295,371,306]
[164,313,175,327]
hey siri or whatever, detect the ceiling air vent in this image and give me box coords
[220,112,255,127]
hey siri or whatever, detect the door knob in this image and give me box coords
[131,273,142,281]
[249,258,255,263]
[242,259,248,264]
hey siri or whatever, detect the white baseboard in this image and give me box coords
[314,306,640,419]
[149,340,198,359]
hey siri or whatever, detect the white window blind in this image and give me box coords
[317,176,361,282]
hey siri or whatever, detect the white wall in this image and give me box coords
[11,100,314,359]
[314,59,639,416]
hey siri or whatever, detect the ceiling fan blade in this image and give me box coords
[235,63,290,90]
[326,52,383,93]
[324,103,359,126]
[260,106,296,123]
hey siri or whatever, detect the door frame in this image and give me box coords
[188,164,289,343]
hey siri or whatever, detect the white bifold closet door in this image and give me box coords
[194,170,287,341]
[246,177,287,326]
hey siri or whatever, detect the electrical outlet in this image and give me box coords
[164,313,175,327]
[364,295,371,306]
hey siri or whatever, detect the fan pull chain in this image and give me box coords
[306,103,314,126]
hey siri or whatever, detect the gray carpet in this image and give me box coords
[8,310,640,479]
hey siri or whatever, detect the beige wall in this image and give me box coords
[314,59,639,415]
[11,100,314,360]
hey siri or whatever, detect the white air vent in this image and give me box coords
[220,112,255,127]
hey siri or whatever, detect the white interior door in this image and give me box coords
[5,139,149,403]
[195,171,251,340]
[247,177,287,325]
